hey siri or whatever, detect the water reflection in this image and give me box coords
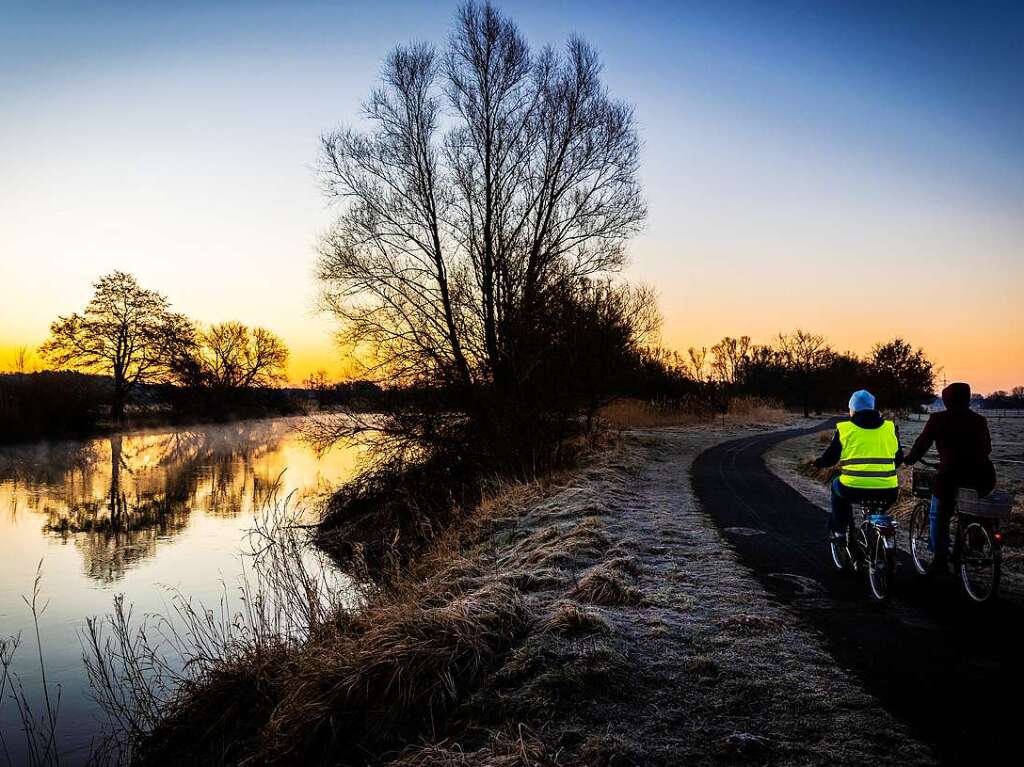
[0,416,362,764]
[0,418,361,583]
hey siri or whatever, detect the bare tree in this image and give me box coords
[9,346,33,374]
[304,369,331,408]
[39,271,189,420]
[686,346,709,384]
[710,336,751,385]
[304,369,330,392]
[316,1,645,462]
[191,322,289,389]
[776,329,830,417]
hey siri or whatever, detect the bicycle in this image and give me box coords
[829,495,899,602]
[908,458,1013,603]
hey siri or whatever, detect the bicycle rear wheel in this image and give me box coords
[829,529,851,572]
[960,521,1000,603]
[909,500,936,575]
[867,530,895,602]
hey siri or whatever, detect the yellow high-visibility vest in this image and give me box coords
[836,420,899,489]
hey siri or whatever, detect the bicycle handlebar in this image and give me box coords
[910,456,1021,467]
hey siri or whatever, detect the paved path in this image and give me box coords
[691,421,1024,765]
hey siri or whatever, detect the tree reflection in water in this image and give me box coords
[0,419,332,583]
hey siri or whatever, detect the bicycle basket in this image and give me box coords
[912,468,936,499]
[957,489,1015,520]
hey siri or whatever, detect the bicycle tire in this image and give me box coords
[829,524,852,573]
[909,500,934,576]
[959,521,1001,603]
[867,530,895,603]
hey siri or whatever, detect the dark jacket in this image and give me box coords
[904,383,995,499]
[814,409,905,469]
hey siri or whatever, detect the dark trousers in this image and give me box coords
[928,495,951,562]
[829,478,898,534]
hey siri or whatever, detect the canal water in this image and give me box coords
[0,416,362,764]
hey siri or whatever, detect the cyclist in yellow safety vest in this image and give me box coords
[813,389,904,541]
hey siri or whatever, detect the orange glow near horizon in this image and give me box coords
[3,286,1021,395]
[1,2,1021,395]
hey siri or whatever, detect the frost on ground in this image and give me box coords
[454,420,935,766]
[133,418,937,765]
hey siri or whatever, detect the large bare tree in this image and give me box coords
[40,271,189,419]
[316,1,646,458]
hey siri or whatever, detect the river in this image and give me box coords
[0,416,362,764]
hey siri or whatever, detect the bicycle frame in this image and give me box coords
[908,476,1003,603]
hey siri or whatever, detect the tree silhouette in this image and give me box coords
[686,347,710,384]
[11,346,33,374]
[176,321,289,390]
[40,271,189,420]
[315,1,646,465]
[710,336,751,385]
[777,329,831,417]
[867,338,934,414]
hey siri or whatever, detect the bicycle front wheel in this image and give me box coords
[960,521,1001,603]
[867,531,895,602]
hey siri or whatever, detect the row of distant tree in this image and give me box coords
[629,331,936,417]
[982,387,1024,410]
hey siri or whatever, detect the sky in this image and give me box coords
[1,0,1022,392]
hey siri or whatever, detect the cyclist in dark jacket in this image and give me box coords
[904,382,996,570]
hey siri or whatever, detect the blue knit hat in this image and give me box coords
[849,389,876,412]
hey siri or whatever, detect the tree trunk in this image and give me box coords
[111,373,126,422]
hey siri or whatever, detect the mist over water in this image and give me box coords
[0,416,362,764]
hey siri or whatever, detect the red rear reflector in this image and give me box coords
[994,532,1003,542]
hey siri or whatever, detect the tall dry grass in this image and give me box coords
[79,479,551,766]
[0,565,65,767]
[80,491,355,765]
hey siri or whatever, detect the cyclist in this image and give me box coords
[904,382,996,572]
[815,390,903,542]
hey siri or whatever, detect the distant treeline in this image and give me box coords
[0,371,305,443]
[0,371,110,441]
[628,332,936,417]
[981,387,1024,410]
[1,329,941,444]
[0,369,447,444]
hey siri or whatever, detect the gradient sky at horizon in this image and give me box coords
[2,0,1021,392]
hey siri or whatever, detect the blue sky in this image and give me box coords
[2,1,1021,389]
